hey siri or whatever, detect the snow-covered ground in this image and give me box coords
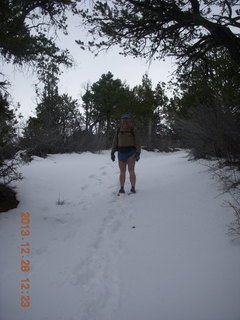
[0,150,240,320]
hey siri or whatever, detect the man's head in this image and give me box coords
[120,114,132,127]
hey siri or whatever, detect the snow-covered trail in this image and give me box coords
[0,150,240,320]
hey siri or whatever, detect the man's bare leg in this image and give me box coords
[127,155,136,188]
[118,160,127,189]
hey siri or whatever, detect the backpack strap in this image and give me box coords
[117,127,135,136]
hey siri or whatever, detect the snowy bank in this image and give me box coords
[0,150,240,320]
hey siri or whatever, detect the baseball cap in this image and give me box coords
[121,114,131,119]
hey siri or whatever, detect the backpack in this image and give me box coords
[116,126,135,150]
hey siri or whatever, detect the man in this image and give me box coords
[111,114,141,194]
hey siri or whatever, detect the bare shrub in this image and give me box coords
[0,158,22,185]
[176,104,240,162]
[56,194,65,206]
[227,198,240,239]
[208,160,240,239]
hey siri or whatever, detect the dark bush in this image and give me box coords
[0,183,19,212]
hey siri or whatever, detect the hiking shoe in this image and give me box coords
[119,187,125,194]
[130,186,136,193]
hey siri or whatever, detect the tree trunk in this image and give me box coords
[148,118,152,150]
[199,17,240,67]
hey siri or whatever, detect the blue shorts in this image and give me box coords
[118,148,136,162]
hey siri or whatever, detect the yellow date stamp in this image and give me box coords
[20,212,31,307]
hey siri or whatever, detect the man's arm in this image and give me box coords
[134,127,141,154]
[111,130,118,153]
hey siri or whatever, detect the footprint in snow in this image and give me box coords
[55,217,67,224]
[35,246,48,255]
[64,230,76,241]
[93,192,100,197]
[93,177,103,185]
[111,219,122,234]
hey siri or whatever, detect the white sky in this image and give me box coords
[1,14,176,120]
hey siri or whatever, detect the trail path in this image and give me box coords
[0,150,240,320]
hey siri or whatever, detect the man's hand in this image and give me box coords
[135,152,140,161]
[111,152,115,162]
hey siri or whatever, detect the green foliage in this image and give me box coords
[23,70,172,155]
[172,52,240,161]
[0,89,22,184]
[0,0,81,67]
[0,0,82,192]
[139,76,176,149]
[81,72,171,149]
[22,62,82,155]
[91,72,128,125]
[133,75,156,118]
[79,1,240,67]
[0,91,18,153]
[77,1,240,155]
[133,74,169,121]
[81,72,135,134]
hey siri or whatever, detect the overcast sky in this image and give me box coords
[1,13,176,120]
